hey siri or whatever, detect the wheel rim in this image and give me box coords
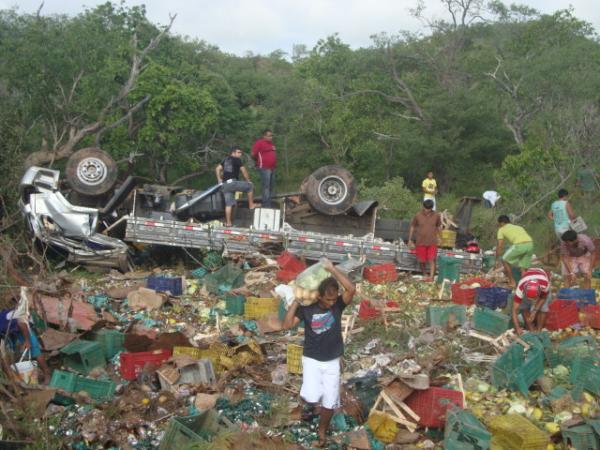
[317,175,348,206]
[77,157,108,186]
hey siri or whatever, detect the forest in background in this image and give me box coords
[0,1,599,252]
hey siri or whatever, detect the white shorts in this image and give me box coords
[300,356,341,410]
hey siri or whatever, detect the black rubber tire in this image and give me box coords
[302,165,357,215]
[65,148,118,196]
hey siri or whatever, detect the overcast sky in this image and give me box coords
[2,1,598,55]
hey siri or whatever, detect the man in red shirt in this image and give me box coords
[251,128,277,208]
[408,200,441,281]
[511,267,552,334]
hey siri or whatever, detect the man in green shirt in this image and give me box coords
[495,215,534,288]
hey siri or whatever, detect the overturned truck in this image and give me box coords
[19,148,482,273]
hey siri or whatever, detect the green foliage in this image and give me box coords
[360,177,421,219]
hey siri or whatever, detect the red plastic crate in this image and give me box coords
[545,300,579,331]
[276,270,299,282]
[358,299,381,319]
[119,349,172,381]
[276,251,306,273]
[451,277,493,306]
[405,387,464,428]
[363,263,398,284]
[583,305,600,329]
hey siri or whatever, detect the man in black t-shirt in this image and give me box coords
[215,146,256,226]
[282,258,356,447]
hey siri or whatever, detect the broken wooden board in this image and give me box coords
[369,390,419,432]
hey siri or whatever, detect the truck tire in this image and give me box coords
[65,148,118,196]
[303,165,357,215]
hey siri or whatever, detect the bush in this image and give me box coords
[359,177,421,219]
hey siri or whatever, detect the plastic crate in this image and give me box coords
[363,263,398,284]
[224,295,245,316]
[545,300,579,330]
[287,344,303,374]
[91,329,125,359]
[439,229,457,249]
[119,349,172,381]
[147,275,183,296]
[562,424,599,450]
[437,256,462,283]
[473,308,510,337]
[592,278,600,290]
[583,305,600,329]
[159,410,220,450]
[557,288,596,309]
[358,299,381,320]
[405,387,464,428]
[491,343,544,395]
[557,336,597,366]
[244,296,279,320]
[49,370,115,401]
[487,414,549,450]
[445,407,491,449]
[49,370,77,391]
[476,287,511,310]
[173,345,227,373]
[60,340,106,375]
[275,269,299,282]
[426,305,467,327]
[276,251,306,273]
[450,278,494,306]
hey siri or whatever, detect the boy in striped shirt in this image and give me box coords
[511,268,552,335]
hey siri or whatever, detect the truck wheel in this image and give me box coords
[303,165,357,215]
[65,148,118,196]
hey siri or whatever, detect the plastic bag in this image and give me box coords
[295,262,330,291]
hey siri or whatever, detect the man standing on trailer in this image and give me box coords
[251,128,277,208]
[408,199,442,282]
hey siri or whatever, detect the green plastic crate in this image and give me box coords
[444,433,477,450]
[225,295,245,316]
[159,410,220,450]
[426,305,467,327]
[49,370,115,402]
[91,329,125,359]
[445,407,491,449]
[557,336,598,366]
[520,331,550,349]
[491,343,544,396]
[49,370,77,391]
[60,340,106,375]
[74,376,116,401]
[571,357,600,397]
[437,256,462,283]
[562,424,599,450]
[473,308,510,337]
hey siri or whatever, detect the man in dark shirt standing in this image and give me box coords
[215,146,256,226]
[251,129,276,208]
[408,199,442,281]
[282,258,356,448]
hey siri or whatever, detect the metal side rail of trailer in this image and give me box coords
[124,216,483,274]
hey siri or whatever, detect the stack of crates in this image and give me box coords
[60,340,106,375]
[491,342,544,396]
[472,308,510,337]
[244,296,279,320]
[444,407,491,450]
[487,414,549,449]
[287,344,303,374]
[425,305,467,327]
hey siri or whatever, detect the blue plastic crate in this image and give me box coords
[476,287,511,310]
[147,275,183,296]
[557,288,596,309]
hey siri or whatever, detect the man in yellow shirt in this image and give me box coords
[422,171,437,211]
[495,215,534,287]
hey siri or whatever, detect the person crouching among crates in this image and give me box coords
[282,258,356,448]
[511,268,552,335]
[215,145,257,227]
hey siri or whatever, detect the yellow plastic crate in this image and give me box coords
[487,414,549,450]
[244,297,279,320]
[591,278,600,290]
[287,344,303,374]
[172,345,228,373]
[439,229,457,249]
